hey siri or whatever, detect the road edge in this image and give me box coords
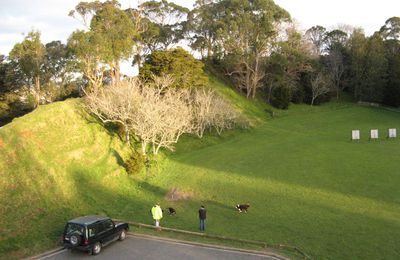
[30,233,290,260]
[128,232,289,260]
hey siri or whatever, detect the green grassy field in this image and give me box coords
[1,78,400,259]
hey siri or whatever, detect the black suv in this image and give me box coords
[63,215,129,255]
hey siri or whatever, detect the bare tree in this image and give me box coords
[311,72,331,106]
[191,89,239,137]
[85,75,241,155]
[209,95,238,135]
[84,78,142,143]
[136,83,192,154]
[191,88,215,138]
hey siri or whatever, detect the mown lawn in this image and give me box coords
[149,101,400,260]
[1,91,400,259]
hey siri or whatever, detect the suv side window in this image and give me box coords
[88,224,97,237]
[103,219,114,231]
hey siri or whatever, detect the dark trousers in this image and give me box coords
[199,219,205,231]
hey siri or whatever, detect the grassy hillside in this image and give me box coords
[0,99,150,258]
[1,77,400,259]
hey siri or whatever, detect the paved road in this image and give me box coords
[42,235,279,260]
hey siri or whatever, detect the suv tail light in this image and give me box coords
[84,239,89,245]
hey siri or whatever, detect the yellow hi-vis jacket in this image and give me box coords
[151,205,163,220]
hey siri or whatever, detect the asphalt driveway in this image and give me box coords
[40,235,281,260]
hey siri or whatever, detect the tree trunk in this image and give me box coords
[141,141,147,155]
[125,125,130,143]
[111,61,120,86]
[34,76,40,107]
[336,83,340,99]
[245,67,251,99]
[267,84,273,104]
[115,61,120,84]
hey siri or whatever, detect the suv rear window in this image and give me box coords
[65,223,84,236]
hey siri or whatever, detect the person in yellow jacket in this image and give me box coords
[151,203,163,228]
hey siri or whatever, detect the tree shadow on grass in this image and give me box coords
[111,148,125,168]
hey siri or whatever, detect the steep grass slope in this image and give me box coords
[0,99,152,258]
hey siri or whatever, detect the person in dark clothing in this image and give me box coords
[198,205,206,231]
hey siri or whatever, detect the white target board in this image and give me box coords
[370,129,379,139]
[388,128,397,138]
[351,130,360,140]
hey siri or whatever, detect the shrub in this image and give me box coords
[124,151,145,175]
[271,87,291,109]
[139,47,208,89]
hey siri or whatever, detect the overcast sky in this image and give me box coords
[1,0,399,73]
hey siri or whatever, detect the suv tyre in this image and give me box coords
[69,233,81,247]
[92,242,101,255]
[119,229,126,241]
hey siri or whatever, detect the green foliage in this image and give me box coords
[379,16,400,40]
[69,1,137,85]
[139,0,189,50]
[0,92,34,122]
[124,150,146,175]
[383,40,400,106]
[264,27,316,108]
[90,3,136,63]
[43,41,73,85]
[362,34,388,103]
[140,47,208,88]
[271,84,291,109]
[9,31,46,84]
[9,31,46,106]
[305,25,327,55]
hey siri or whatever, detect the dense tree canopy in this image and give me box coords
[140,47,208,89]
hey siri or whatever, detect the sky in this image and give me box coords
[1,0,399,74]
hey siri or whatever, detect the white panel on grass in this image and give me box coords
[388,128,397,138]
[370,129,379,139]
[351,130,360,140]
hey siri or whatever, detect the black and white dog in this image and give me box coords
[236,204,250,213]
[166,207,176,216]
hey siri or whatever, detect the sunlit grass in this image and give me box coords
[1,80,400,259]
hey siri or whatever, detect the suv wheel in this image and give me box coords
[69,234,81,247]
[119,229,126,241]
[92,242,102,255]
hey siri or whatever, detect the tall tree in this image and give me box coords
[139,0,189,50]
[70,1,137,85]
[90,2,137,84]
[187,0,222,59]
[305,25,327,55]
[67,30,108,91]
[383,39,400,106]
[265,26,314,106]
[348,29,368,101]
[44,41,72,85]
[325,29,348,51]
[216,0,290,98]
[9,31,46,107]
[362,33,388,102]
[323,29,349,99]
[380,16,400,40]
